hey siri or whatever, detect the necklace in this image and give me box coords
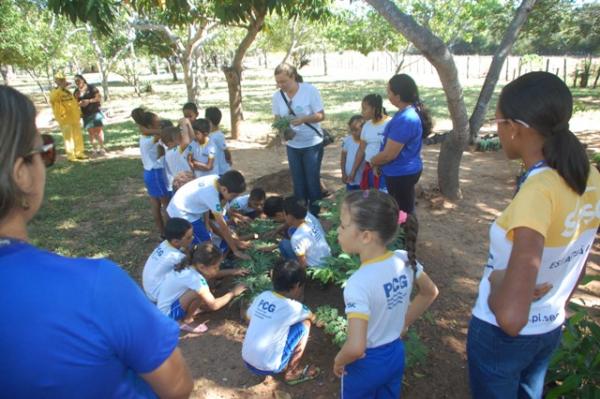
[516,160,547,193]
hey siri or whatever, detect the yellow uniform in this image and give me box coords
[49,87,85,160]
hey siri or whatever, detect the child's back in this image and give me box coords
[142,240,187,302]
[291,219,331,268]
[242,290,310,372]
[209,129,231,175]
[156,267,208,316]
[164,145,192,191]
[167,174,220,222]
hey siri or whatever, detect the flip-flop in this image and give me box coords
[180,322,208,334]
[285,365,320,386]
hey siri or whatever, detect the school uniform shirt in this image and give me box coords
[291,221,331,268]
[0,240,179,398]
[190,139,216,178]
[156,268,209,315]
[142,241,187,303]
[472,167,600,335]
[344,250,424,349]
[305,212,326,239]
[361,116,390,163]
[242,291,311,371]
[380,106,423,177]
[229,194,254,215]
[342,135,365,186]
[164,144,192,191]
[271,82,324,149]
[210,130,231,175]
[167,174,223,223]
[139,135,163,171]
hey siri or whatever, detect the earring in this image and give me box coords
[21,198,30,210]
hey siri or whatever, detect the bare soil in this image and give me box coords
[171,140,599,399]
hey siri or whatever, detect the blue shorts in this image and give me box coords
[341,339,405,399]
[83,112,104,129]
[191,218,211,244]
[168,299,185,321]
[346,184,361,191]
[245,321,308,375]
[143,168,169,199]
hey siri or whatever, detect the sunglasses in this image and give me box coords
[485,118,531,128]
[24,134,56,167]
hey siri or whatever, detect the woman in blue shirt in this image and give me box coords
[0,86,193,398]
[370,74,432,213]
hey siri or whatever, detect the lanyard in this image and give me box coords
[516,160,547,193]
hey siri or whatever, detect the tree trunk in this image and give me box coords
[322,49,328,76]
[281,17,298,65]
[128,43,141,96]
[26,69,49,104]
[469,0,537,144]
[224,11,267,140]
[168,58,178,81]
[366,0,469,199]
[182,57,195,103]
[1,64,9,85]
[100,67,110,101]
[593,66,600,89]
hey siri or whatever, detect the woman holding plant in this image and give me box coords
[272,63,325,216]
[467,72,600,398]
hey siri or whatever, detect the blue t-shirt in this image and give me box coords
[0,240,180,398]
[380,106,423,177]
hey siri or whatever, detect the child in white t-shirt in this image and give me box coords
[341,115,365,191]
[242,259,319,383]
[142,218,194,303]
[349,94,390,191]
[161,126,192,193]
[205,107,232,175]
[156,242,247,333]
[280,196,330,268]
[333,190,438,398]
[228,188,266,223]
[188,118,216,177]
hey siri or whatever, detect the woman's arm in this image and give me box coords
[370,138,404,167]
[340,150,348,182]
[488,227,544,336]
[141,348,193,399]
[333,318,367,377]
[290,110,325,126]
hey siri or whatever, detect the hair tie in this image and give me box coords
[397,211,408,225]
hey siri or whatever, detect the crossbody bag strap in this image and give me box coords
[279,90,323,138]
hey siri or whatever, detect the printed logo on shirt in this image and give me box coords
[254,299,277,320]
[346,302,356,309]
[216,204,222,212]
[484,253,494,269]
[548,243,591,270]
[561,198,600,238]
[383,275,409,309]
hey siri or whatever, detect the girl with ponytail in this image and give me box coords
[334,190,438,397]
[468,72,600,398]
[370,74,432,213]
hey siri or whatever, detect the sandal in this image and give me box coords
[284,365,320,386]
[180,322,208,334]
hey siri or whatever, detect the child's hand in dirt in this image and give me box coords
[236,240,252,250]
[234,268,250,277]
[232,283,247,296]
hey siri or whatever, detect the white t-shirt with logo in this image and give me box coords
[272,83,324,149]
[361,117,390,163]
[156,268,209,315]
[342,135,364,186]
[472,167,600,335]
[229,194,254,215]
[167,175,223,223]
[242,291,311,372]
[142,240,187,302]
[164,145,192,191]
[209,130,231,175]
[291,221,331,268]
[305,212,325,238]
[139,135,163,171]
[190,139,216,178]
[344,250,423,349]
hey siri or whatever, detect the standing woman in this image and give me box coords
[74,74,106,155]
[272,63,325,216]
[370,74,432,213]
[0,86,192,398]
[468,72,600,398]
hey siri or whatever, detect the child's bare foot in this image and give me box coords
[284,365,320,386]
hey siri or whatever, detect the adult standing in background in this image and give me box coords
[370,74,432,213]
[49,72,86,161]
[74,74,106,155]
[0,85,193,398]
[272,63,325,216]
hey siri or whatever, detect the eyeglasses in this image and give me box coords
[24,134,56,167]
[487,118,531,128]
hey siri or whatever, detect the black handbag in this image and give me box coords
[279,90,334,146]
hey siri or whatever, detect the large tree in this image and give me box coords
[365,0,536,199]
